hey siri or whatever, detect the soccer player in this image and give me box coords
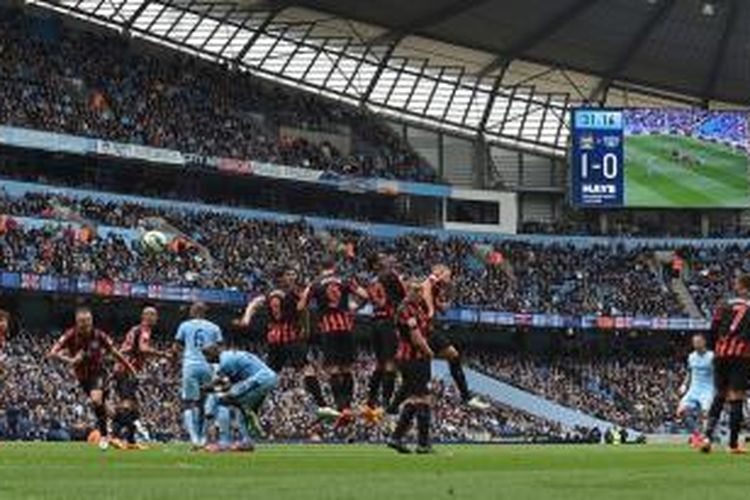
[236,267,335,419]
[388,278,434,454]
[174,302,223,448]
[112,306,171,449]
[203,346,278,452]
[365,253,405,412]
[300,257,368,425]
[387,264,488,414]
[676,333,714,447]
[701,274,750,454]
[48,306,136,450]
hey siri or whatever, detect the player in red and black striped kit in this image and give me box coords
[48,307,136,450]
[112,306,171,449]
[365,253,406,411]
[387,264,489,414]
[701,274,750,454]
[388,278,434,454]
[237,267,336,419]
[300,258,368,423]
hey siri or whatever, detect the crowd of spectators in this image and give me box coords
[469,342,686,434]
[0,8,436,182]
[0,189,687,317]
[0,330,576,443]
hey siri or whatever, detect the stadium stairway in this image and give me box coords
[432,361,634,435]
[670,277,702,319]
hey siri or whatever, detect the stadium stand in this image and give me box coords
[0,8,436,183]
[0,183,688,317]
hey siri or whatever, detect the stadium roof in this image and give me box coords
[26,0,750,158]
[286,0,750,105]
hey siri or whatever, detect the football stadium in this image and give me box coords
[1,0,750,498]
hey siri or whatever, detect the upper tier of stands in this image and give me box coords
[0,8,437,183]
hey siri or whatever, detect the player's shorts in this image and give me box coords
[267,342,308,371]
[321,333,356,366]
[114,373,139,400]
[226,372,279,411]
[181,363,213,402]
[714,357,749,393]
[428,330,453,355]
[78,373,107,395]
[679,389,714,413]
[397,359,431,397]
[371,318,398,363]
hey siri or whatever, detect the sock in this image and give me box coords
[93,404,107,437]
[368,369,383,406]
[330,374,345,411]
[304,375,327,408]
[342,372,354,410]
[112,409,126,439]
[234,408,251,444]
[416,403,431,448]
[123,409,138,444]
[392,403,417,441]
[387,384,407,415]
[449,358,470,402]
[705,396,725,440]
[196,403,208,445]
[217,406,232,448]
[382,371,396,408]
[183,408,200,445]
[730,400,743,449]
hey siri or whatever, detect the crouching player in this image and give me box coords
[204,346,278,452]
[676,333,714,447]
[388,279,434,454]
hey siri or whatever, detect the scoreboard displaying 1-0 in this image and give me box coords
[570,107,750,209]
[570,109,624,207]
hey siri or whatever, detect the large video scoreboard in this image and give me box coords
[570,108,749,209]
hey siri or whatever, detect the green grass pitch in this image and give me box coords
[1,443,749,500]
[624,134,749,208]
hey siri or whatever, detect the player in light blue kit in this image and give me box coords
[204,346,278,452]
[677,333,715,446]
[173,302,223,448]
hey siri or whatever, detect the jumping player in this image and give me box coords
[300,257,369,425]
[387,264,489,413]
[388,278,434,454]
[676,333,714,447]
[48,306,136,450]
[701,274,750,454]
[174,302,223,448]
[112,306,171,449]
[236,267,336,419]
[365,253,405,414]
[204,346,279,452]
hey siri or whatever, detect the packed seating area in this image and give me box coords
[0,330,582,443]
[469,345,685,434]
[0,9,436,182]
[0,188,692,317]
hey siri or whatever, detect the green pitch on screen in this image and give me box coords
[624,135,749,208]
